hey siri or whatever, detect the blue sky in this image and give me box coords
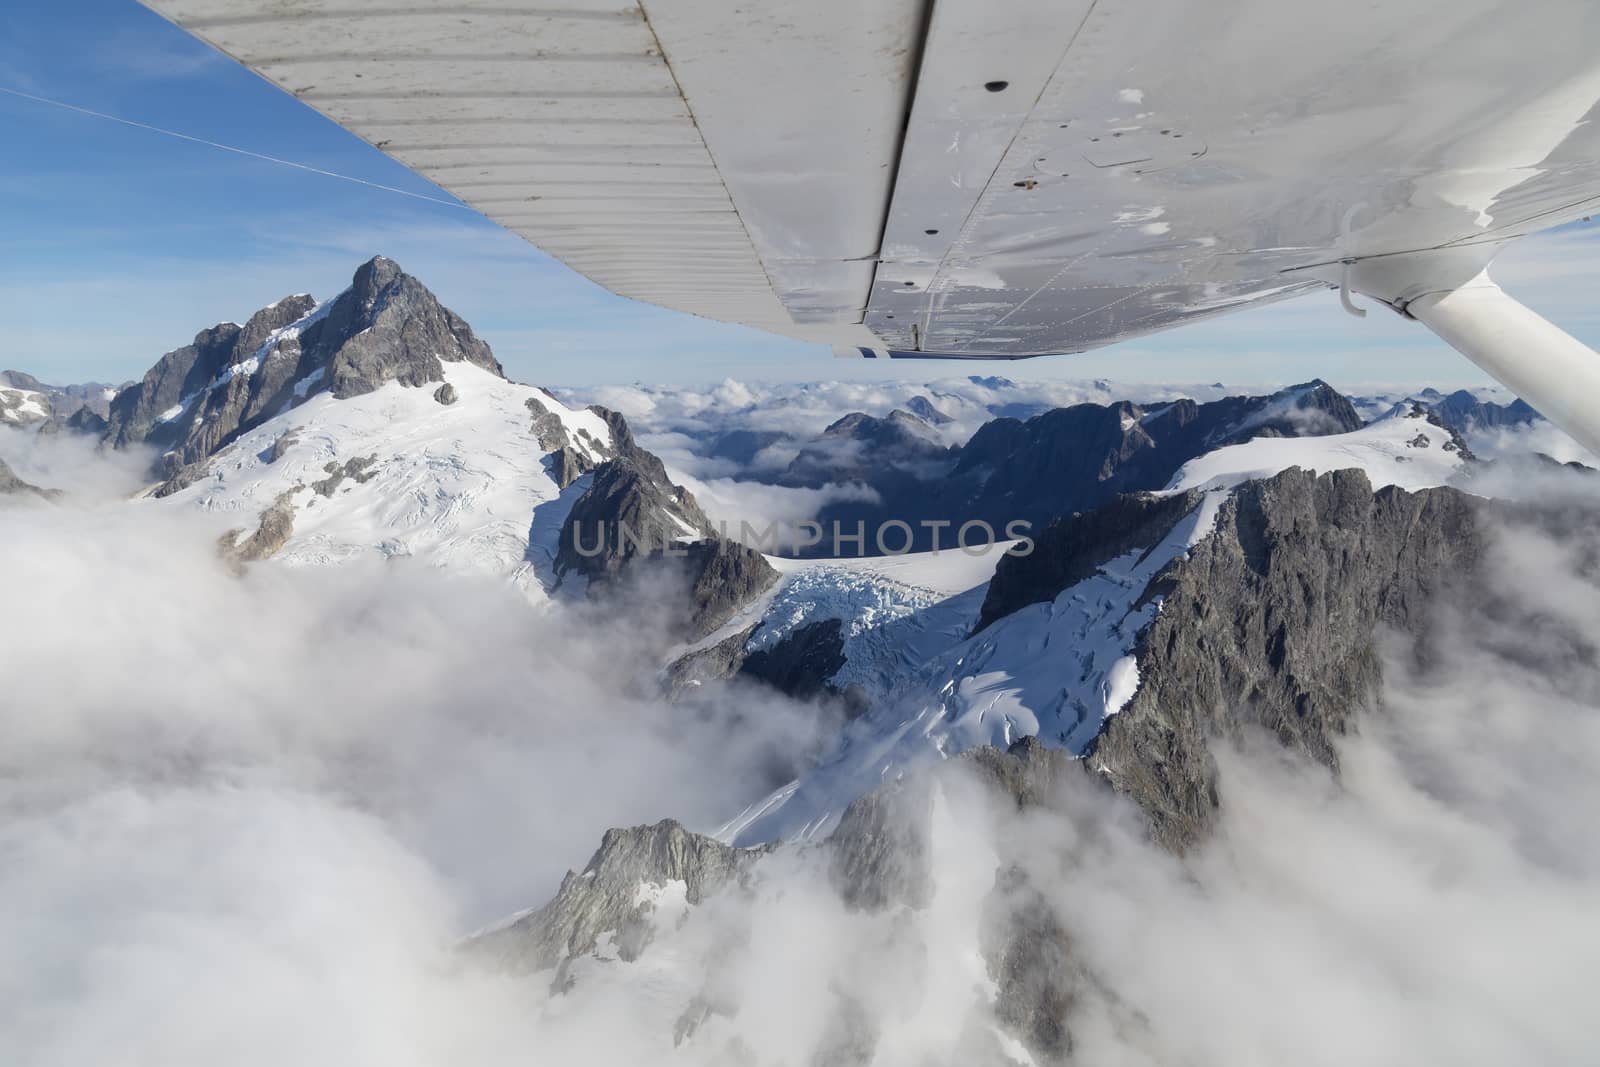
[2,0,1598,392]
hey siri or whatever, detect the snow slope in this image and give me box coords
[1165,405,1466,494]
[153,362,611,601]
[0,385,49,425]
[720,494,1227,846]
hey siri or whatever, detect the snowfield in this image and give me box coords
[152,362,611,602]
[1165,404,1466,493]
[0,386,49,424]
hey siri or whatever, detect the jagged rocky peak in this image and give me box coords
[475,818,763,975]
[104,256,503,483]
[552,406,779,637]
[320,254,502,399]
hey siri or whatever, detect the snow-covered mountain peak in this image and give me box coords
[105,256,504,490]
[153,361,613,601]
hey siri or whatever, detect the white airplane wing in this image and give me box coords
[141,0,1600,449]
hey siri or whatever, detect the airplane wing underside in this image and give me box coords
[142,0,1600,361]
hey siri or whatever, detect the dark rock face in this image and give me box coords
[665,623,763,695]
[826,772,935,912]
[103,256,501,479]
[266,431,299,464]
[663,617,870,717]
[0,370,46,393]
[977,490,1204,631]
[476,738,1087,1058]
[982,865,1076,1062]
[104,295,318,461]
[1090,467,1484,850]
[433,383,458,406]
[740,619,848,701]
[824,737,1080,915]
[322,256,501,399]
[473,819,765,975]
[554,451,713,585]
[552,407,778,639]
[781,409,954,490]
[663,539,781,638]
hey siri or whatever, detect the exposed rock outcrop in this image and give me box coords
[474,819,765,975]
[1088,466,1484,850]
[104,256,501,480]
[218,491,298,572]
[739,618,848,701]
[527,393,612,489]
[310,455,378,497]
[551,406,779,638]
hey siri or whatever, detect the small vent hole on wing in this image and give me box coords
[984,80,1009,92]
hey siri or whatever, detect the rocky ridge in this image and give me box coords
[789,380,1364,555]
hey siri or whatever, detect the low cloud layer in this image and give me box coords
[0,438,832,1065]
[4,436,1597,1065]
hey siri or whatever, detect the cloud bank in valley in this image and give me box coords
[3,435,1597,1066]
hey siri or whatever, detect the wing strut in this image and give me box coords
[1406,272,1600,457]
